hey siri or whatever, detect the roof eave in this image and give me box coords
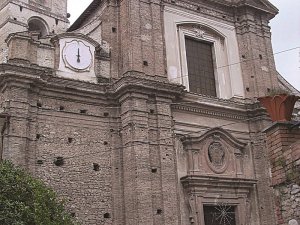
[68,0,102,32]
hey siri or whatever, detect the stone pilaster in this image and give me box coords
[235,7,279,98]
[116,74,183,225]
[119,0,165,77]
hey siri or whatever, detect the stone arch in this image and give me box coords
[28,17,49,37]
[176,21,226,39]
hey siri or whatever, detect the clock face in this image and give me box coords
[63,40,93,71]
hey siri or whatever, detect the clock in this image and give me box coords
[62,40,93,71]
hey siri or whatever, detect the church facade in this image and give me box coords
[0,0,299,224]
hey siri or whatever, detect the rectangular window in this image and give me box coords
[203,205,236,225]
[185,37,217,97]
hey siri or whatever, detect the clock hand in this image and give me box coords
[76,48,80,63]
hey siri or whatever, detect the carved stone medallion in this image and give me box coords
[208,142,225,167]
[206,141,228,173]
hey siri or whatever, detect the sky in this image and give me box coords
[68,0,300,91]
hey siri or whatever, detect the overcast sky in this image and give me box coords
[68,0,300,91]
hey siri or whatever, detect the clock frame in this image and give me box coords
[62,40,93,72]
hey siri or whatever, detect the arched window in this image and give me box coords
[177,23,226,98]
[28,17,49,37]
[164,9,245,99]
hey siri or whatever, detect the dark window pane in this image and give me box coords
[185,37,217,97]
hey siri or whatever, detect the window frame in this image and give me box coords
[178,26,221,97]
[184,36,217,97]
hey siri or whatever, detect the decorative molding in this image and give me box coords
[181,175,257,190]
[192,25,205,38]
[172,104,248,121]
[183,127,247,149]
[163,0,234,23]
[112,71,185,98]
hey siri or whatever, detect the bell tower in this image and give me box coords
[0,0,69,62]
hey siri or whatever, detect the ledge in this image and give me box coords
[262,121,300,133]
[181,175,257,190]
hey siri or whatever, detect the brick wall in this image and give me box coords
[265,122,300,224]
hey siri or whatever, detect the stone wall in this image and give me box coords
[265,122,300,224]
[274,184,300,224]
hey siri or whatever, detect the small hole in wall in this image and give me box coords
[36,159,43,165]
[104,213,111,218]
[68,137,73,143]
[267,88,271,93]
[150,109,154,114]
[171,0,175,3]
[237,17,240,21]
[20,6,23,11]
[104,112,109,117]
[14,18,17,21]
[151,168,157,173]
[157,209,162,215]
[37,101,42,107]
[59,106,65,111]
[143,61,148,66]
[54,157,64,166]
[242,55,246,59]
[222,15,226,19]
[246,87,250,92]
[196,6,200,11]
[71,212,76,217]
[112,27,117,32]
[80,109,87,114]
[259,54,263,60]
[36,134,41,139]
[103,141,108,145]
[251,76,254,78]
[55,18,59,25]
[110,129,114,132]
[93,163,100,171]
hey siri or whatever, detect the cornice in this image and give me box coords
[163,0,235,24]
[5,32,54,49]
[0,18,27,30]
[163,0,277,23]
[172,104,249,121]
[0,0,9,11]
[181,174,257,189]
[0,62,111,100]
[112,71,185,100]
[171,93,267,121]
[51,33,101,49]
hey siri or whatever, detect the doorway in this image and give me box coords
[203,205,236,225]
